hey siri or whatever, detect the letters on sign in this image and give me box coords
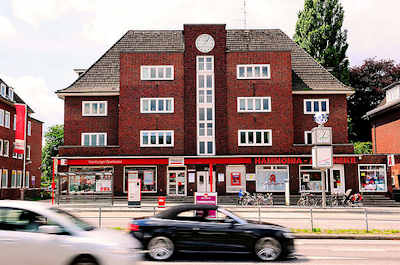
[254,157,357,165]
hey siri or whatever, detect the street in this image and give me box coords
[139,239,400,265]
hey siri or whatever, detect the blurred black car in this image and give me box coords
[129,204,295,261]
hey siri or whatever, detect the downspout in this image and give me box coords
[373,122,377,154]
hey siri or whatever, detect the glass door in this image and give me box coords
[167,167,187,196]
[329,165,345,194]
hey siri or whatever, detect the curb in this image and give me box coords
[294,233,400,240]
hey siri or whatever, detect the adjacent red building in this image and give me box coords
[0,78,43,199]
[56,24,392,198]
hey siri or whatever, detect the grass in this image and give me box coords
[292,228,400,235]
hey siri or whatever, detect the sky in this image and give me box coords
[0,0,399,134]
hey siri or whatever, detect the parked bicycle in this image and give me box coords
[257,193,274,206]
[297,192,317,207]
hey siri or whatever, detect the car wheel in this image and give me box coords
[254,237,282,261]
[72,256,98,265]
[147,236,175,261]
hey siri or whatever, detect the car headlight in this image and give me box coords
[282,232,294,239]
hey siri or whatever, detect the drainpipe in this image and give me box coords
[373,122,377,153]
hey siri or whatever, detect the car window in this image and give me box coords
[49,208,95,231]
[0,207,67,234]
[174,209,212,222]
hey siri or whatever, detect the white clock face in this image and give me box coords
[195,34,215,53]
[316,128,331,144]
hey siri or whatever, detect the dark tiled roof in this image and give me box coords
[0,78,34,113]
[364,82,400,118]
[58,28,350,94]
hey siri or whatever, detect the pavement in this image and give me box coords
[138,239,400,264]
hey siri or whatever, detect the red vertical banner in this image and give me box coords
[15,104,27,154]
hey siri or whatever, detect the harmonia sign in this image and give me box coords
[254,156,357,165]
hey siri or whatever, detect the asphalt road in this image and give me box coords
[139,239,400,265]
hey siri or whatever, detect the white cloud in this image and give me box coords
[0,74,63,129]
[0,16,17,38]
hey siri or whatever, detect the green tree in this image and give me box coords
[294,0,349,84]
[41,125,64,186]
[353,142,372,154]
[348,58,400,141]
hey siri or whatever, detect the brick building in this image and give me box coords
[364,81,400,190]
[56,24,393,198]
[0,78,43,199]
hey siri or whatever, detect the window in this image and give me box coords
[13,114,16,130]
[237,97,271,112]
[304,99,329,114]
[8,88,13,101]
[26,145,31,160]
[25,171,30,188]
[141,98,174,113]
[237,64,270,79]
[358,164,387,192]
[4,111,10,128]
[69,167,113,193]
[0,139,2,156]
[124,167,157,193]
[3,140,9,157]
[81,133,107,146]
[0,109,4,126]
[82,101,107,116]
[238,130,272,146]
[256,165,289,192]
[18,153,23,160]
[11,170,16,188]
[299,165,328,192]
[27,121,31,136]
[140,130,174,147]
[141,65,174,80]
[304,131,312,145]
[1,169,8,188]
[0,83,6,97]
[17,171,22,187]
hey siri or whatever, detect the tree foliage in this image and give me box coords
[348,58,400,141]
[294,0,349,84]
[41,125,64,186]
[353,142,372,154]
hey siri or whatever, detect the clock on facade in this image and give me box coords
[312,127,332,145]
[195,34,215,53]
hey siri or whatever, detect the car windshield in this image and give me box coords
[218,208,248,224]
[49,208,95,231]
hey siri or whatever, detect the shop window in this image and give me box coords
[69,167,113,193]
[303,99,329,114]
[141,98,174,113]
[141,65,174,80]
[237,97,271,112]
[140,130,173,147]
[358,164,387,192]
[231,172,241,186]
[299,165,328,192]
[82,101,107,116]
[256,165,289,192]
[238,130,272,146]
[237,64,270,79]
[124,167,157,193]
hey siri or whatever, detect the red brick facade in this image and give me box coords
[370,109,400,154]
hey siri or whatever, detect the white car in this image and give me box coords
[0,200,141,265]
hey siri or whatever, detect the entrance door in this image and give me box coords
[197,171,216,193]
[168,167,186,196]
[329,165,345,194]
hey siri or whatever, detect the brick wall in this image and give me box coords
[226,51,293,155]
[119,52,185,155]
[371,109,400,154]
[292,94,349,144]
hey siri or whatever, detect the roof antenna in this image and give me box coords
[243,0,247,30]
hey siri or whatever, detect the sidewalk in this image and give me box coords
[295,233,400,240]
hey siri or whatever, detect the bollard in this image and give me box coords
[310,208,314,231]
[258,205,261,223]
[364,208,369,232]
[153,206,156,216]
[98,207,102,228]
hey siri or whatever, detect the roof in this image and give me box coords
[155,204,218,219]
[0,77,35,113]
[57,28,351,96]
[364,82,400,119]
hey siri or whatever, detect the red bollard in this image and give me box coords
[158,196,166,208]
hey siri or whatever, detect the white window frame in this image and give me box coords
[123,166,158,193]
[140,130,174,147]
[27,121,31,136]
[0,109,4,126]
[11,170,16,188]
[3,140,9,157]
[82,101,108,116]
[238,129,272,146]
[237,97,271,112]
[299,165,328,193]
[358,164,387,192]
[0,139,2,156]
[140,65,174,81]
[0,83,6,97]
[26,145,31,160]
[13,114,16,130]
[304,131,312,145]
[303,99,329,114]
[81,133,107,146]
[25,171,30,188]
[1,169,8,188]
[140,98,174,113]
[17,170,22,187]
[237,64,271,79]
[8,88,13,101]
[4,111,10,128]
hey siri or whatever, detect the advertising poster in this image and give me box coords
[256,170,288,192]
[188,172,195,183]
[194,192,217,218]
[231,172,241,186]
[246,173,256,181]
[218,173,224,182]
[143,171,154,185]
[128,171,141,207]
[14,104,27,154]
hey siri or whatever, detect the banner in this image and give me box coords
[256,170,288,192]
[15,104,27,154]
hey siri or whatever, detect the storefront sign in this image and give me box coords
[256,170,288,192]
[169,157,185,166]
[246,173,256,181]
[388,155,395,167]
[254,156,357,165]
[194,192,217,218]
[218,173,224,182]
[312,146,333,169]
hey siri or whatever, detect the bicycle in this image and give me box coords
[257,193,273,206]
